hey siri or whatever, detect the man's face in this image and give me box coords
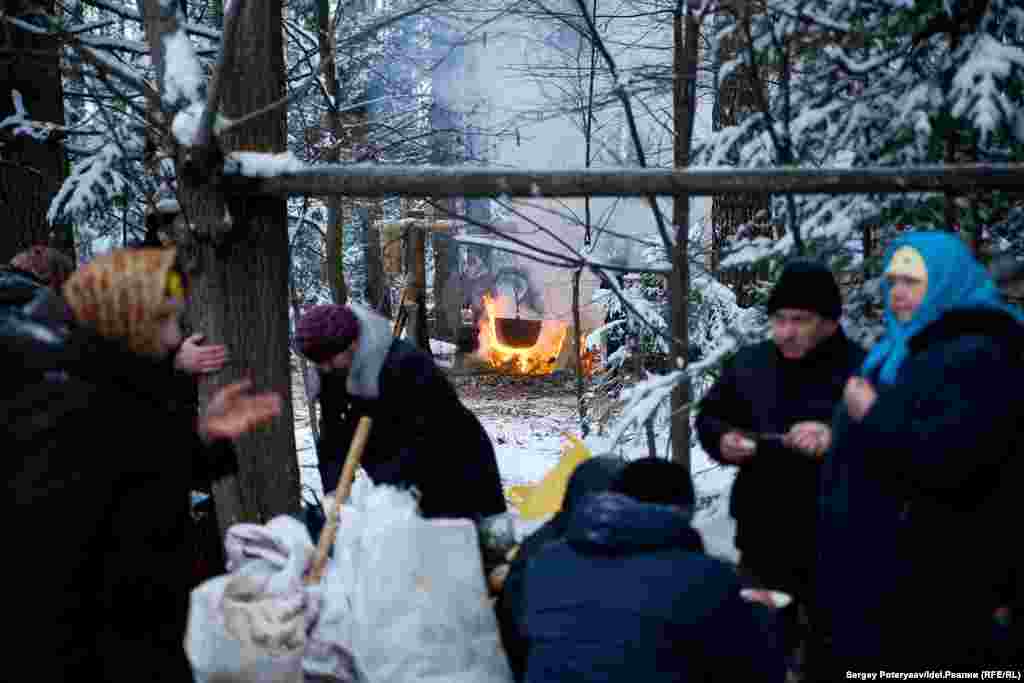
[770,308,838,360]
[318,344,356,374]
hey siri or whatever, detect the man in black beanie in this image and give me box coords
[695,258,865,681]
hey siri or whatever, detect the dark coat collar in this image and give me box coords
[59,326,179,405]
[908,308,1024,357]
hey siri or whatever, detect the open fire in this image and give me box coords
[478,294,568,375]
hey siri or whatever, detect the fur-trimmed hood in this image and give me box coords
[345,303,395,399]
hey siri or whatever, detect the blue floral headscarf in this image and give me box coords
[860,230,1024,385]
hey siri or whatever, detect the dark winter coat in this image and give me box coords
[3,320,236,683]
[0,265,47,309]
[496,456,626,681]
[315,306,505,520]
[695,329,865,584]
[521,492,785,683]
[817,309,1024,672]
[1,266,74,383]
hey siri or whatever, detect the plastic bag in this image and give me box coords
[184,515,315,683]
[318,484,513,683]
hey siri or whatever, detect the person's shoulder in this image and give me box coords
[389,339,442,374]
[911,308,1024,358]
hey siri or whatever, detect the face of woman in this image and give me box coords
[886,273,928,322]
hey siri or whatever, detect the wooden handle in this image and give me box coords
[306,416,372,585]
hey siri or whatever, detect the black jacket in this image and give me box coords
[817,309,1024,672]
[316,337,505,520]
[521,493,785,683]
[3,321,235,682]
[695,329,865,580]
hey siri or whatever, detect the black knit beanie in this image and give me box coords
[766,259,842,321]
[612,457,695,510]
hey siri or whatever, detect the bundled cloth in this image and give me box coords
[185,515,321,683]
[184,478,513,683]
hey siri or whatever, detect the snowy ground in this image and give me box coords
[292,351,738,564]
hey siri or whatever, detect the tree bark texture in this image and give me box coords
[141,0,301,532]
[0,1,73,262]
[431,229,454,341]
[318,0,347,304]
[365,220,390,315]
[710,1,771,304]
[670,10,697,470]
[238,163,1024,199]
[410,222,429,349]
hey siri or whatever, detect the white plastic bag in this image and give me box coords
[317,485,513,683]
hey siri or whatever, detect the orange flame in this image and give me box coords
[580,336,601,376]
[478,294,569,375]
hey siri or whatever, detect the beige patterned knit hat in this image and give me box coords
[63,248,184,357]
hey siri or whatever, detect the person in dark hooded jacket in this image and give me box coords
[3,247,282,683]
[520,457,785,683]
[296,303,506,520]
[496,455,626,681]
[814,231,1024,675]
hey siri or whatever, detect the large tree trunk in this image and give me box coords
[319,0,348,304]
[141,0,300,532]
[0,0,73,262]
[431,229,454,341]
[409,224,429,349]
[669,10,698,470]
[710,2,771,305]
[201,0,299,527]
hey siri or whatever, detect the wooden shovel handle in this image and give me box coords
[306,416,372,585]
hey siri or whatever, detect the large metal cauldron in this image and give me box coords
[494,317,542,348]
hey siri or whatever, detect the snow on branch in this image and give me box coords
[81,0,221,42]
[224,151,307,177]
[951,34,1024,143]
[163,28,205,107]
[608,331,741,449]
[1,91,64,142]
[47,141,129,223]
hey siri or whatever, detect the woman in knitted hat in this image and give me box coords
[3,247,282,683]
[296,302,506,520]
[816,230,1024,675]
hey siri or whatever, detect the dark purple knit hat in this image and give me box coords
[295,304,360,363]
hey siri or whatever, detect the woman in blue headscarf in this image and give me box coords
[815,230,1024,675]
